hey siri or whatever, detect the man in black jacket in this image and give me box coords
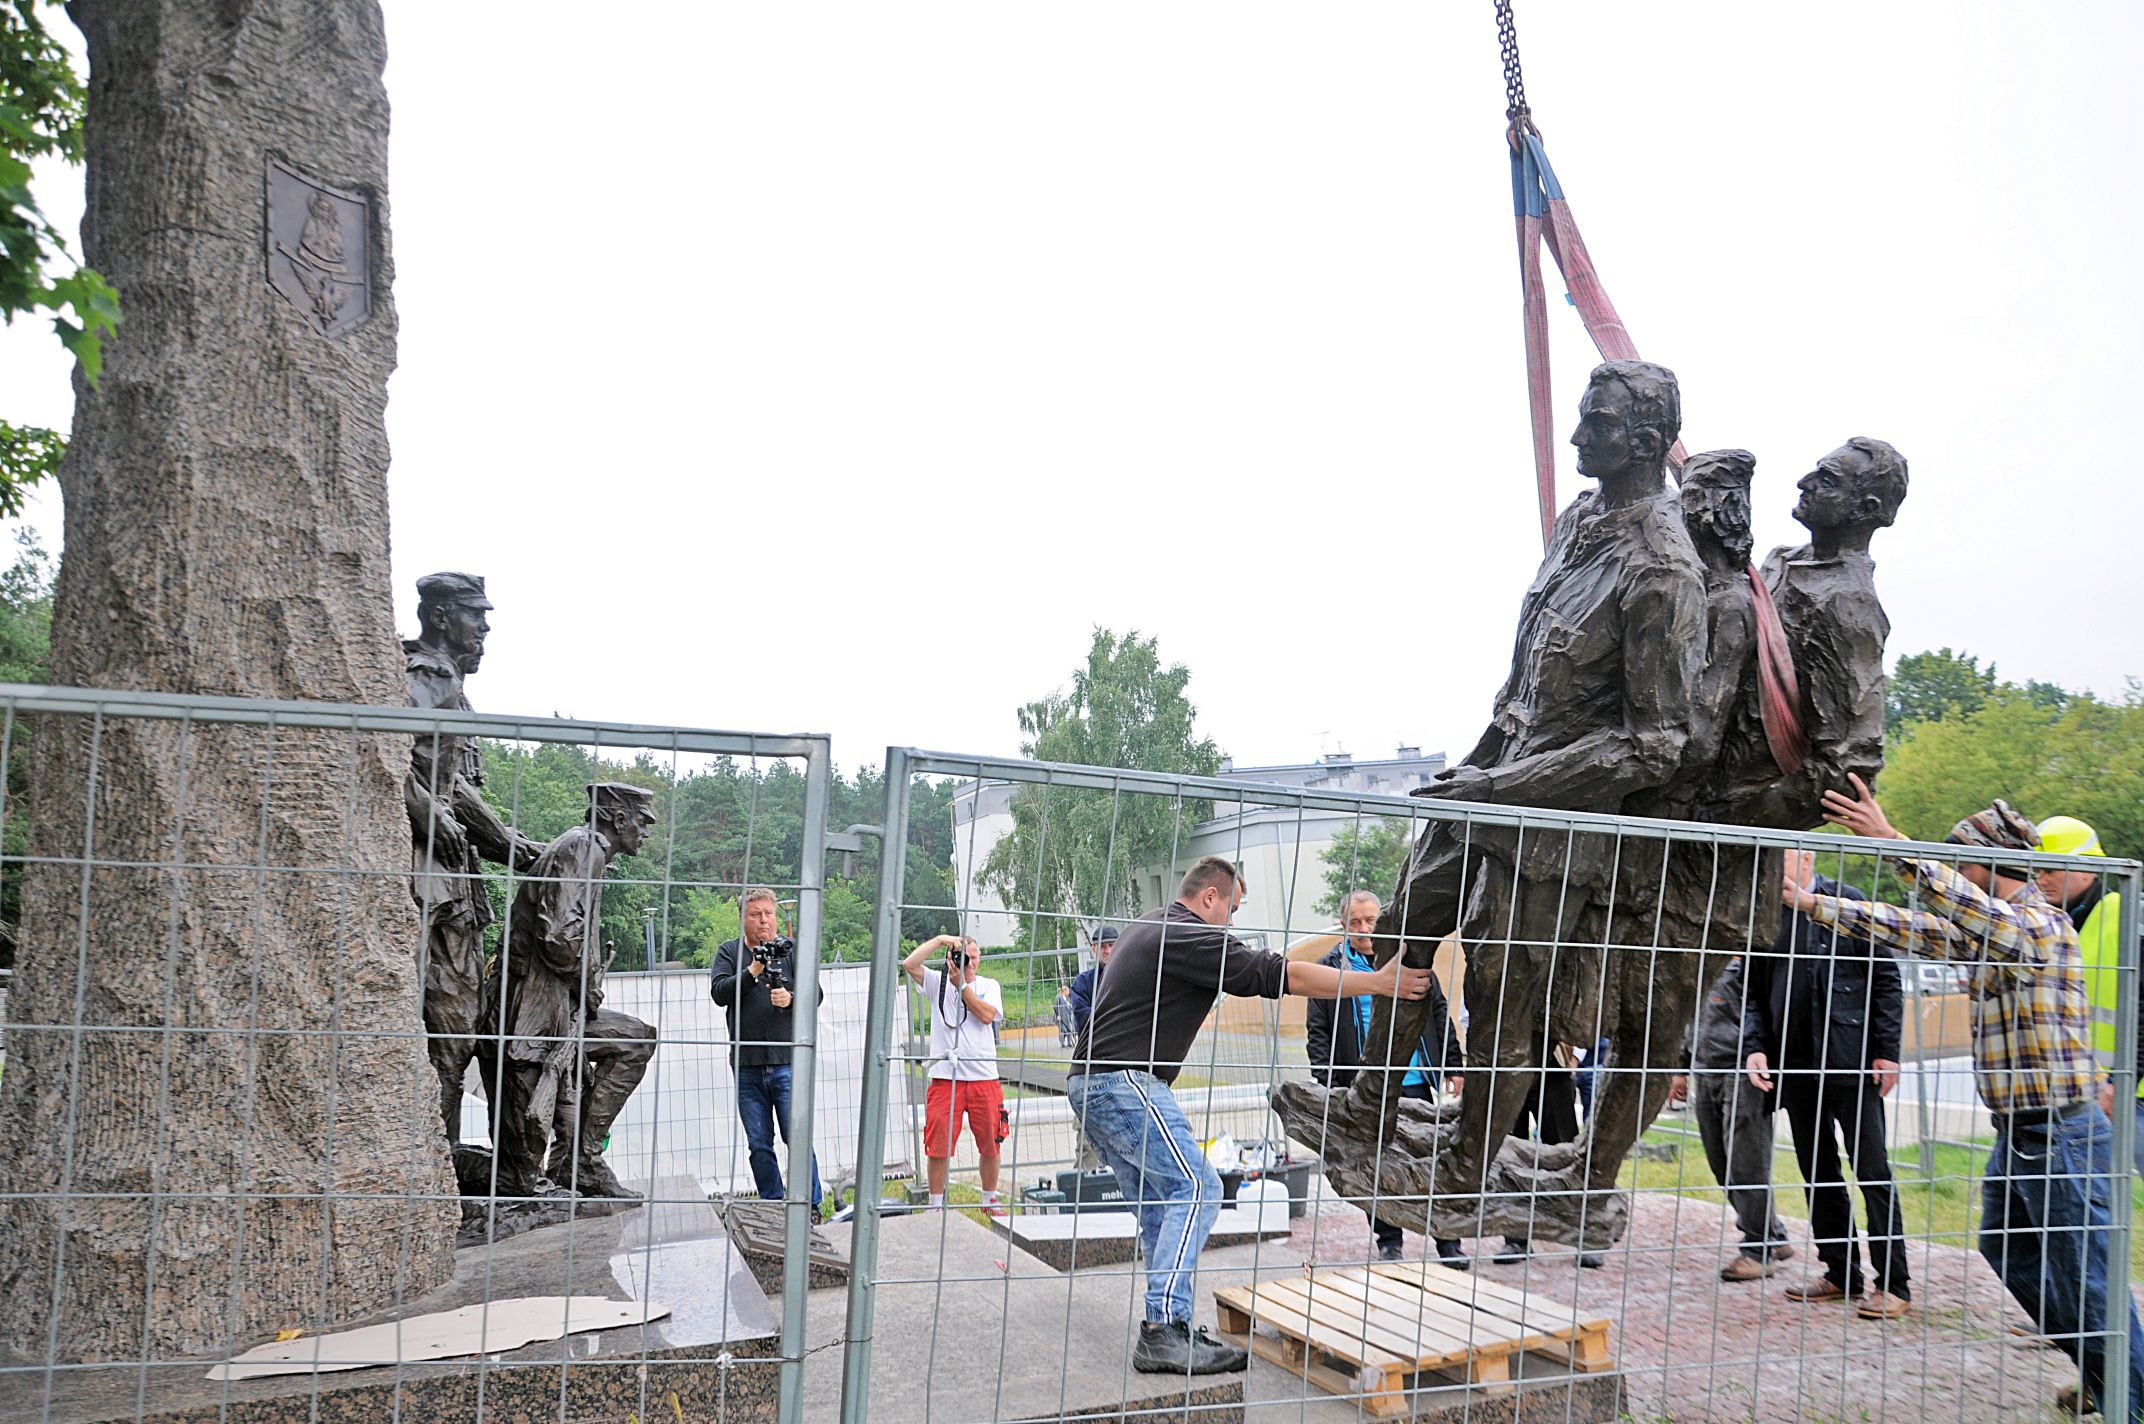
[710,887,822,1215]
[1744,850,1909,1318]
[1306,892,1467,1267]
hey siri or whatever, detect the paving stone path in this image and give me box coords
[1291,1191,2109,1423]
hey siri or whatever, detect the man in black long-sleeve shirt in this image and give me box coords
[710,888,822,1214]
[1070,856,1433,1377]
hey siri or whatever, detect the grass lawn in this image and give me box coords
[1622,1120,2144,1280]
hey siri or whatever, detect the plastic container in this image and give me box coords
[1281,1156,1317,1218]
[1237,1178,1290,1235]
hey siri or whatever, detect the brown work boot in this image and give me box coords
[1855,1291,1911,1320]
[1720,1254,1775,1283]
[1783,1276,1859,1302]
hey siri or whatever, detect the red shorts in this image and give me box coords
[925,1077,1007,1158]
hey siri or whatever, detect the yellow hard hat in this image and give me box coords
[2037,815,2105,858]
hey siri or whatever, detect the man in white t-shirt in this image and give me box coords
[902,934,1008,1214]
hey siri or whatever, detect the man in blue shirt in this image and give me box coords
[1067,923,1116,1040]
[1306,891,1466,1266]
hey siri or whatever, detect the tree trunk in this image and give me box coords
[0,0,455,1362]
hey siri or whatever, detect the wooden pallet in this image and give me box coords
[1213,1260,1613,1418]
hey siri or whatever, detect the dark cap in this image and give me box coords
[415,571,492,611]
[1094,923,1119,944]
[1946,799,2037,854]
[588,781,657,818]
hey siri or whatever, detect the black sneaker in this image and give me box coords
[1132,1321,1248,1375]
[1578,1252,1605,1270]
[1492,1240,1531,1265]
[1377,1241,1406,1263]
[1435,1240,1471,1271]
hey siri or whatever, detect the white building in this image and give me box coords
[948,777,1024,946]
[948,747,1447,952]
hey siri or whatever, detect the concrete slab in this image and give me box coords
[987,1207,1292,1272]
[799,1210,1263,1423]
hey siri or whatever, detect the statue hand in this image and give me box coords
[1414,765,1492,803]
[419,811,468,866]
[511,834,544,872]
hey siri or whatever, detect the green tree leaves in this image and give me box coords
[1885,647,1999,738]
[979,628,1221,952]
[0,526,52,967]
[1878,680,2144,862]
[3,1,120,514]
[471,743,956,967]
[1315,817,1412,919]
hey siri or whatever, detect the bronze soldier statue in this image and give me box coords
[1275,360,1708,1243]
[482,781,659,1201]
[1545,448,1773,1197]
[1750,438,1907,824]
[405,572,541,1147]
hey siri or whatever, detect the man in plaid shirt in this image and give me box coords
[1796,777,2143,1420]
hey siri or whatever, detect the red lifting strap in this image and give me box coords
[1512,127,1807,776]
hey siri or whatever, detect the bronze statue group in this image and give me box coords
[1276,359,1905,1243]
[403,571,657,1223]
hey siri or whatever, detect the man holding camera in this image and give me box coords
[711,887,823,1215]
[903,933,1007,1213]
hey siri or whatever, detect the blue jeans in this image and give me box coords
[735,1063,822,1207]
[1068,1071,1221,1326]
[1981,1103,2144,1420]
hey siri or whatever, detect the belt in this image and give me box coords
[1993,1099,2094,1136]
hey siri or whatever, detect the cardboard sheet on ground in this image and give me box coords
[205,1296,673,1380]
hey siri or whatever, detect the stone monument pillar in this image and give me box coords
[0,0,456,1360]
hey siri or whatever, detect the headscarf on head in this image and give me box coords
[1946,800,2039,854]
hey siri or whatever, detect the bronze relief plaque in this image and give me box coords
[264,156,371,340]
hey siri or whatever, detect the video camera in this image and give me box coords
[752,936,795,995]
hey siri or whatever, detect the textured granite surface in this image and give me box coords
[4,1179,780,1424]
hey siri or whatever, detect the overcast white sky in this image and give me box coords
[4,2,2141,774]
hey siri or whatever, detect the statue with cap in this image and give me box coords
[405,572,543,1150]
[481,781,660,1201]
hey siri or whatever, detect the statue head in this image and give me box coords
[588,781,657,857]
[415,572,493,675]
[1571,360,1681,486]
[1679,448,1756,568]
[1794,438,1908,548]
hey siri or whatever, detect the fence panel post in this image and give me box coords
[2105,861,2142,1424]
[836,748,911,1424]
[775,738,833,1424]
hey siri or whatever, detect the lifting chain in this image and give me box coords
[1493,0,1533,135]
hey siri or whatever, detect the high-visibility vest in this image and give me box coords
[2076,890,2139,1097]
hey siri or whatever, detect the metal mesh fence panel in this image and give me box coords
[840,747,2142,1424]
[0,685,833,1424]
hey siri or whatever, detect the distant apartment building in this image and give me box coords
[948,747,1447,952]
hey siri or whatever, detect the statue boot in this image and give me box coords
[546,1148,642,1201]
